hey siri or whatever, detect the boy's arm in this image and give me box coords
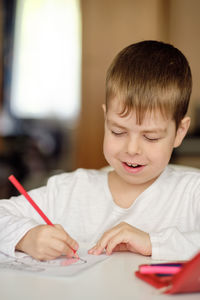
[89,179,200,261]
[0,184,79,260]
[0,197,78,260]
[149,186,200,260]
[150,228,200,260]
[89,224,200,261]
[0,185,51,257]
[0,187,47,256]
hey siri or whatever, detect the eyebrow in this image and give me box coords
[106,119,167,133]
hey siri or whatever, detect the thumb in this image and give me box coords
[54,224,65,231]
[54,224,79,252]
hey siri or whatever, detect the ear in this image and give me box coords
[102,104,106,117]
[174,116,191,148]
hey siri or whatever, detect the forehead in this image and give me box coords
[106,97,173,129]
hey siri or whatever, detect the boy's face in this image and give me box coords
[103,98,190,188]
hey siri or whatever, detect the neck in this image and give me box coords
[108,170,156,208]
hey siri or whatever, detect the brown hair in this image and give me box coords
[106,40,192,129]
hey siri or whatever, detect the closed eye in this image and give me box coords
[111,131,125,136]
[144,136,160,142]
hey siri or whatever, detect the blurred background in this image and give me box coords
[0,0,200,198]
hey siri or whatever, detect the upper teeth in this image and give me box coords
[127,163,138,167]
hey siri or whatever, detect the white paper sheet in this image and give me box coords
[0,247,109,277]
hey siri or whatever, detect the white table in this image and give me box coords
[0,252,199,300]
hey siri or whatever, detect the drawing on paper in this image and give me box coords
[0,255,85,272]
[0,249,109,276]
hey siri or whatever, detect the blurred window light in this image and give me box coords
[10,0,81,120]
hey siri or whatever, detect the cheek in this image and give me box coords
[103,134,120,160]
[147,139,174,164]
[103,140,111,165]
[103,135,113,158]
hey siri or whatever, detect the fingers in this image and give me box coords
[53,224,79,257]
[89,234,125,255]
[89,224,123,255]
[18,224,79,261]
[54,224,79,248]
[105,234,128,255]
[88,222,152,256]
[39,240,77,261]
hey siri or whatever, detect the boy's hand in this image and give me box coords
[88,222,152,256]
[16,224,79,261]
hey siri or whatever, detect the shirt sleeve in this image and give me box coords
[0,186,47,257]
[150,228,200,261]
[150,182,200,261]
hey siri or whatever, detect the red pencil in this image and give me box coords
[8,174,77,255]
[9,175,53,225]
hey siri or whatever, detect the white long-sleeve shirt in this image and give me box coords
[0,165,200,261]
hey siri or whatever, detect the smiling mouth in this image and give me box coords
[125,162,143,168]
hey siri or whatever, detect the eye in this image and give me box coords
[144,136,160,142]
[111,130,124,136]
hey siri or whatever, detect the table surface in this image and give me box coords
[0,252,199,300]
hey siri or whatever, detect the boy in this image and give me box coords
[0,40,199,261]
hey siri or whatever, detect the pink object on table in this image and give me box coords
[139,265,181,274]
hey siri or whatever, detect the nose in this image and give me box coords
[125,135,141,156]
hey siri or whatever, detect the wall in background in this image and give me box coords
[168,0,200,168]
[169,0,200,132]
[0,0,3,108]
